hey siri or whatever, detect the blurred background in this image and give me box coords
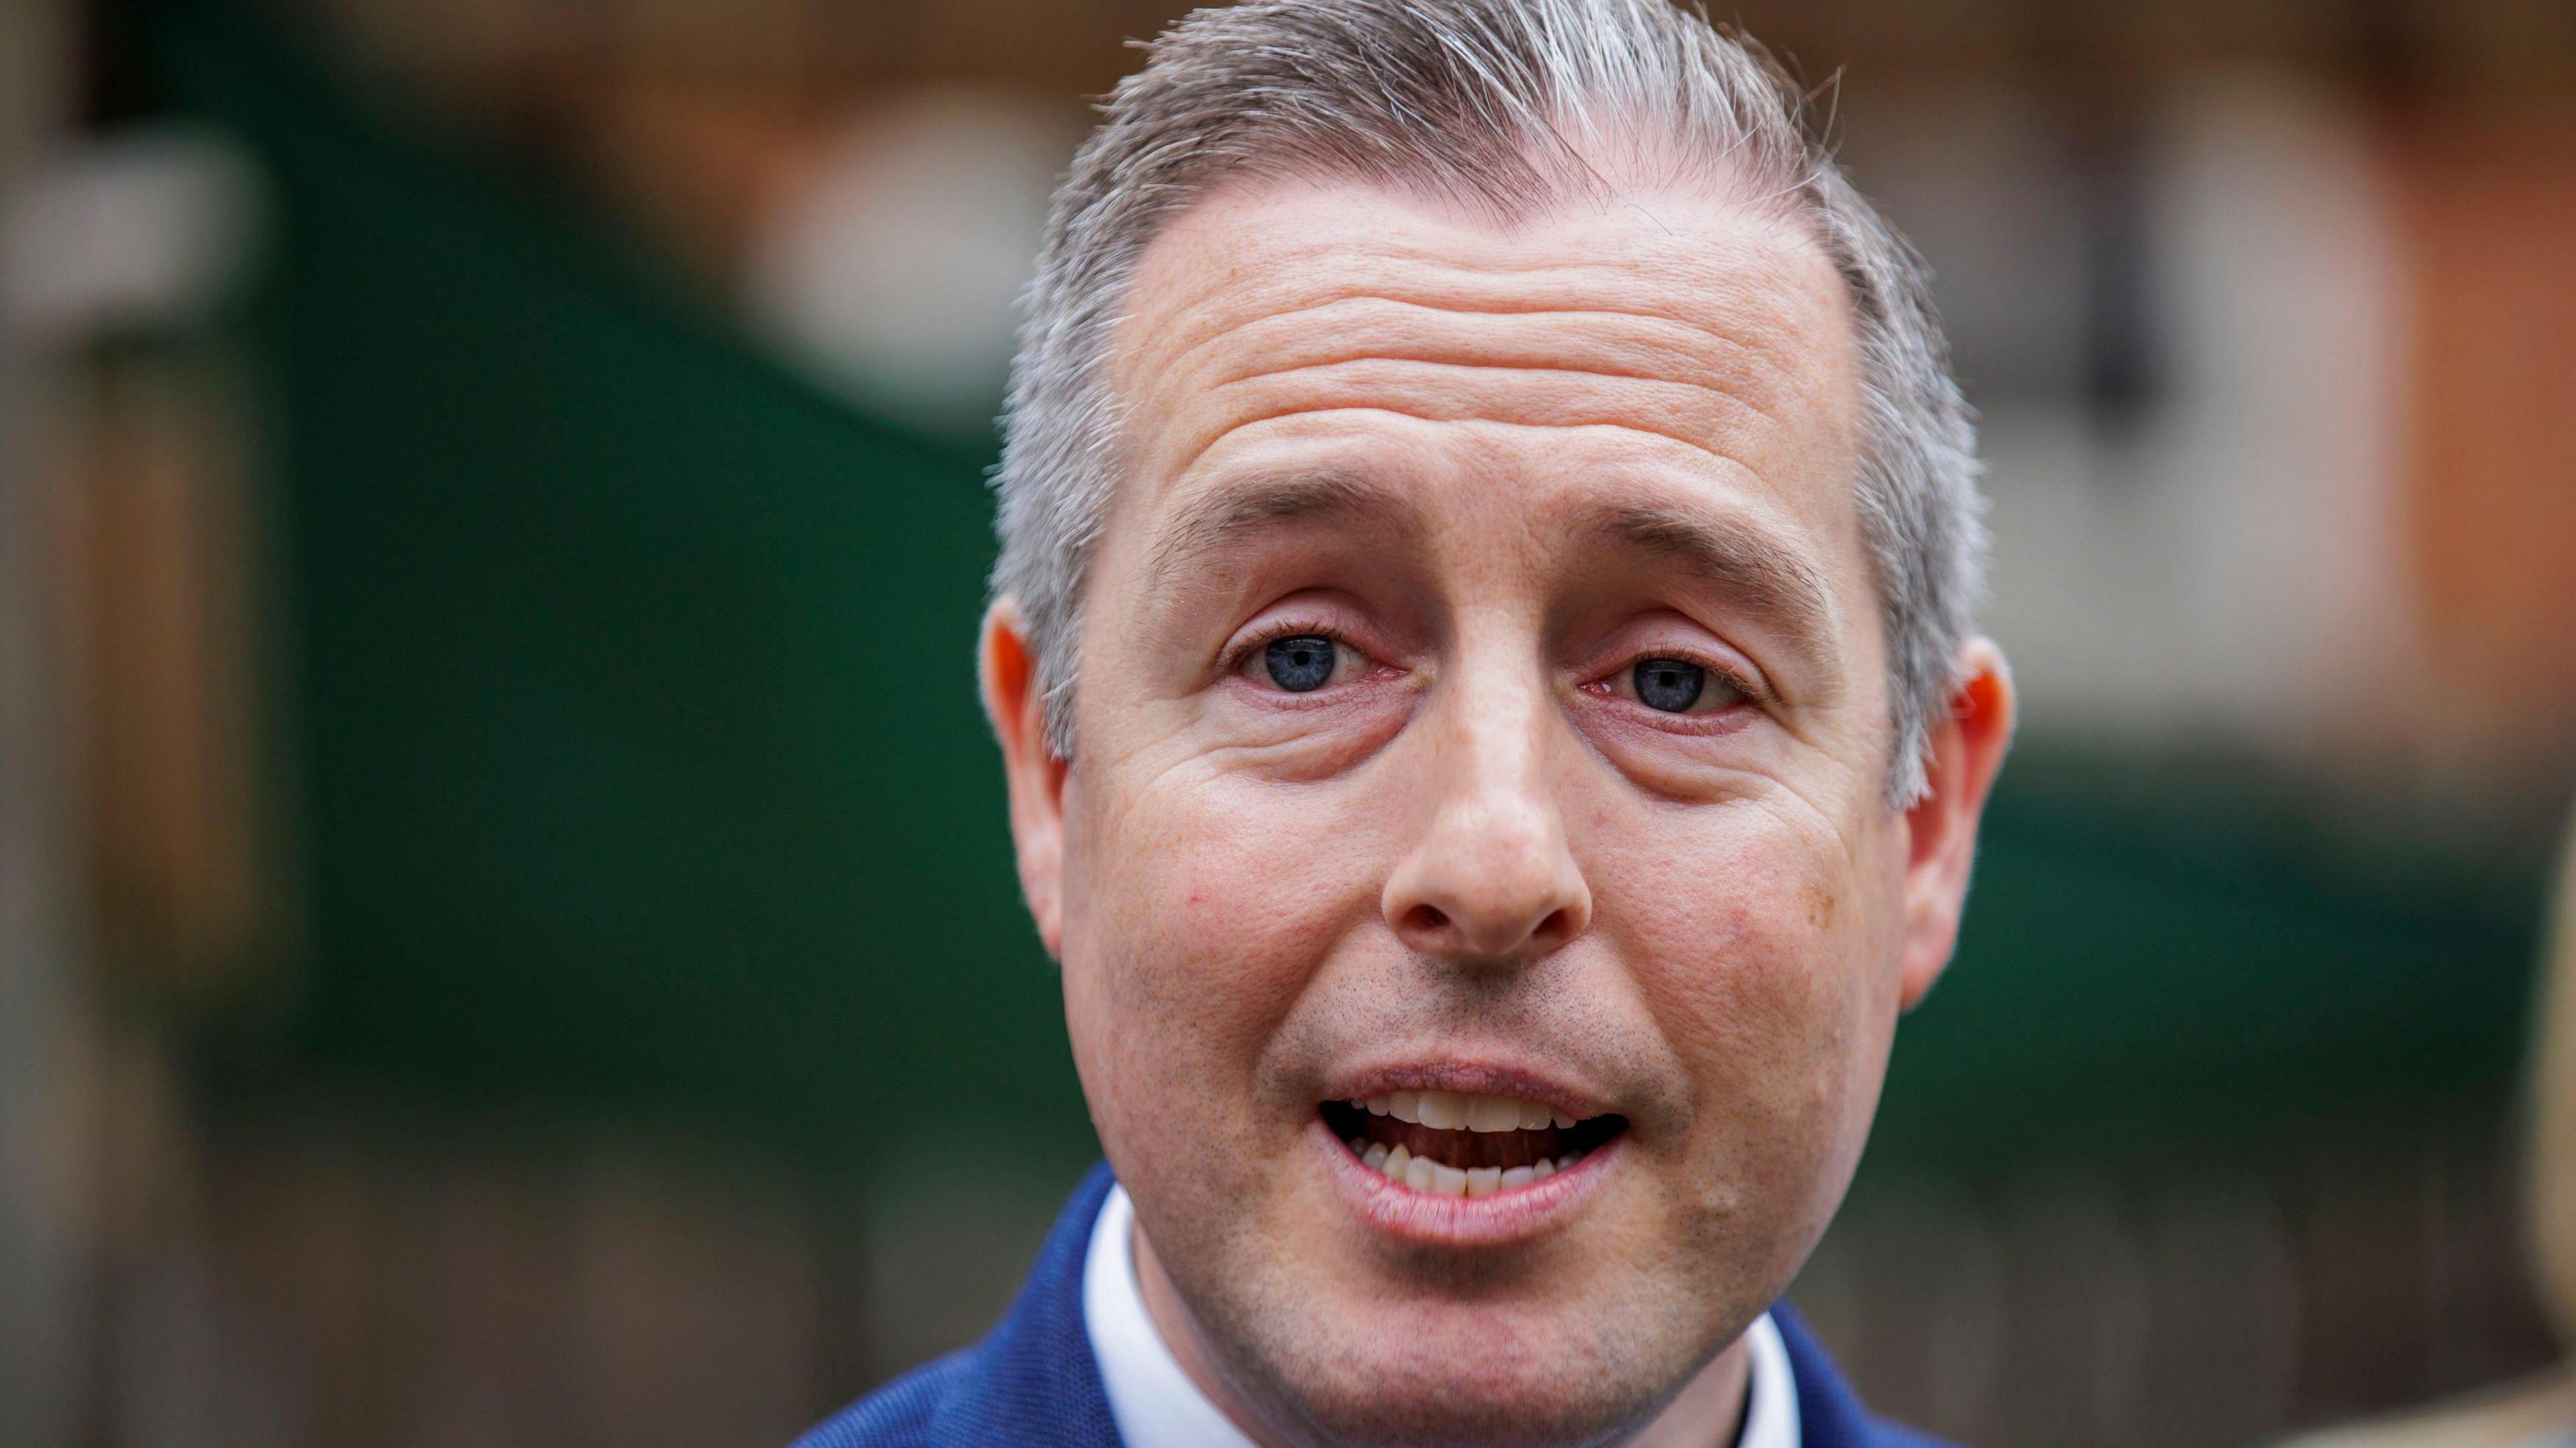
[3,0,2573,1443]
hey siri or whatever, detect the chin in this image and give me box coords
[1216,1285,1707,1448]
[1304,1399,1640,1448]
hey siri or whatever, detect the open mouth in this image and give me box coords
[1321,1091,1626,1199]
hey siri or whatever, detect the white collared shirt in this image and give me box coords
[1081,1182,1801,1448]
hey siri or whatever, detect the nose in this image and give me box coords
[1382,661,1593,962]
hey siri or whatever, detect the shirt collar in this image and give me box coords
[1081,1182,1800,1448]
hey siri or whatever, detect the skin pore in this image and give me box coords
[981,168,2015,1448]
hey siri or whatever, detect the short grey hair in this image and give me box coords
[992,0,1985,805]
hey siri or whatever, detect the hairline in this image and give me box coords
[994,1,1982,810]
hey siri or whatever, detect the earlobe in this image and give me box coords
[1896,638,2016,1010]
[980,598,1071,957]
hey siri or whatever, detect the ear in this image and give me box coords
[980,596,1070,958]
[1896,636,2015,1010]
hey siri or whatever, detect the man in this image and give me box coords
[802,0,2015,1444]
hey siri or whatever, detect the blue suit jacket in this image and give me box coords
[798,1164,1951,1448]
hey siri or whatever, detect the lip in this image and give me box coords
[1313,1115,1622,1247]
[1321,1061,1613,1124]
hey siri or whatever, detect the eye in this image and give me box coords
[1633,657,1704,712]
[1609,655,1754,716]
[1263,634,1342,693]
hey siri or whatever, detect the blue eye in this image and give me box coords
[1633,657,1705,712]
[1265,635,1338,692]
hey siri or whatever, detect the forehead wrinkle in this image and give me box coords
[1162,402,1773,494]
[1120,248,1854,499]
[1210,357,1783,437]
[1151,264,1808,359]
[1139,267,1828,418]
[1128,205,1819,332]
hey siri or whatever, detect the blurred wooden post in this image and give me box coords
[0,0,93,1441]
[3,83,278,1448]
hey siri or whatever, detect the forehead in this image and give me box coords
[1102,170,1868,588]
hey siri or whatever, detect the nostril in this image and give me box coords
[1401,903,1450,938]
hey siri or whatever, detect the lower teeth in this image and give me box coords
[1348,1137,1580,1197]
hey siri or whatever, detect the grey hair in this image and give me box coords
[991,0,1985,805]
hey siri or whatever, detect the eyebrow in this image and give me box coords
[1582,502,1843,681]
[1143,469,1420,589]
[1141,474,1843,685]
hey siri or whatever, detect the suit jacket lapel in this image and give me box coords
[1776,1302,1945,1448]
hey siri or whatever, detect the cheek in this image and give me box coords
[1061,770,1382,1147]
[1611,810,1902,1205]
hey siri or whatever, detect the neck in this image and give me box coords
[1130,1217,1752,1448]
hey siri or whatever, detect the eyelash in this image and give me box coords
[1221,618,1361,681]
[1222,623,1767,712]
[1599,651,1769,710]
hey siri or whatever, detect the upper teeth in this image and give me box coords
[1361,1090,1577,1131]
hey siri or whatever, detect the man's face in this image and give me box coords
[986,172,2004,1447]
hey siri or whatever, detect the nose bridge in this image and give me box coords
[1440,643,1558,848]
[1385,624,1591,960]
